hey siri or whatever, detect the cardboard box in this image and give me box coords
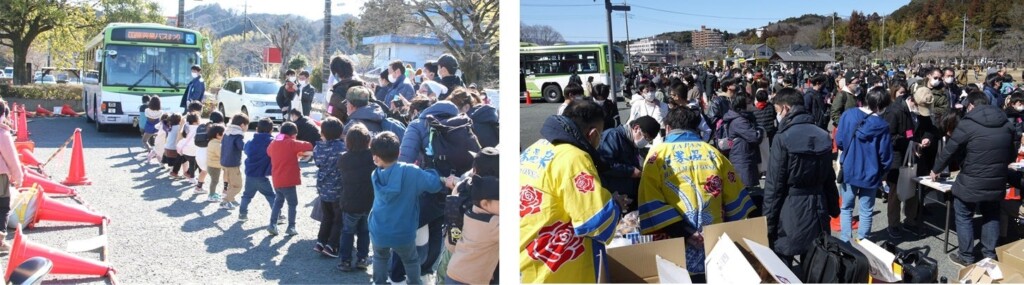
[958,259,1024,284]
[705,232,803,284]
[850,239,901,282]
[702,216,769,256]
[997,239,1024,275]
[604,237,688,283]
[656,255,692,284]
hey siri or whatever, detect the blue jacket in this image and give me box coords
[597,125,642,207]
[314,139,346,201]
[984,85,1002,107]
[383,74,415,103]
[836,108,893,189]
[398,101,460,164]
[369,162,442,248]
[220,125,245,167]
[343,104,386,136]
[180,76,205,108]
[469,104,499,148]
[243,132,273,177]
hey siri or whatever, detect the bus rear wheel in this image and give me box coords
[543,85,563,103]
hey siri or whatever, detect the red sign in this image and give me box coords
[264,47,282,64]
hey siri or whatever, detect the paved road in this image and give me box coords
[6,117,372,283]
[519,100,1023,282]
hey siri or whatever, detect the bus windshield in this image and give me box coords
[103,45,199,89]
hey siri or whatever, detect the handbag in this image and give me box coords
[882,241,938,283]
[310,196,323,222]
[897,144,919,201]
[800,192,870,283]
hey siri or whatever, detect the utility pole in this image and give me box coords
[243,0,248,41]
[600,0,630,102]
[979,28,985,51]
[831,12,836,61]
[324,0,332,90]
[881,16,885,61]
[623,0,631,66]
[177,0,185,27]
[961,13,967,52]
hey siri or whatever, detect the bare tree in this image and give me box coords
[994,30,1024,65]
[412,0,499,84]
[271,22,298,78]
[521,24,565,45]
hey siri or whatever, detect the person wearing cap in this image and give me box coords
[343,85,387,136]
[180,65,205,108]
[830,72,861,127]
[598,115,659,212]
[328,56,366,120]
[418,81,448,101]
[436,54,464,100]
[444,175,499,285]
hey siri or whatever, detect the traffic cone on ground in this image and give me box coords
[60,104,77,117]
[14,141,34,155]
[8,102,16,128]
[34,105,52,117]
[830,196,858,232]
[15,104,29,142]
[62,129,90,186]
[5,227,113,280]
[524,91,532,105]
[23,171,76,196]
[28,188,104,228]
[18,148,41,168]
[23,166,44,178]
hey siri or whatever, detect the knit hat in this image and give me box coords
[437,54,459,72]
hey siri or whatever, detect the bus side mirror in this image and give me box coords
[94,50,103,63]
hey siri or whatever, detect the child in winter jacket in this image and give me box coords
[205,125,225,202]
[313,117,346,257]
[367,131,443,285]
[267,122,314,235]
[220,114,248,209]
[336,123,376,272]
[239,118,276,222]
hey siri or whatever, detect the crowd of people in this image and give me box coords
[521,62,1024,282]
[136,54,500,285]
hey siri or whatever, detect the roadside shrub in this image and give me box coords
[0,84,83,101]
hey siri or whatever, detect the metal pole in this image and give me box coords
[623,0,630,65]
[324,0,332,88]
[881,17,885,61]
[831,13,836,61]
[604,0,616,102]
[177,0,185,28]
[961,13,967,52]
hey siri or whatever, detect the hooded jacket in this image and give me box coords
[328,78,364,119]
[836,107,893,189]
[933,104,1015,203]
[597,125,642,210]
[723,110,762,187]
[313,139,346,202]
[220,124,246,167]
[764,106,838,257]
[399,102,460,164]
[243,132,273,177]
[369,162,442,248]
[343,103,386,136]
[985,85,1003,108]
[468,104,499,148]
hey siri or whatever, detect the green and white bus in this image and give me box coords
[83,23,212,132]
[520,43,624,103]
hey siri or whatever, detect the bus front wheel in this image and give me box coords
[543,85,563,103]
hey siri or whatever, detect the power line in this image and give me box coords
[521,4,601,7]
[629,4,781,21]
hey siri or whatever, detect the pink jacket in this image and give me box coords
[0,124,23,188]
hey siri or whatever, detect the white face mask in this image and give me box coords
[645,92,656,102]
[191,72,199,78]
[930,78,940,87]
[593,97,605,103]
[388,73,398,83]
[288,76,296,82]
[1016,105,1024,112]
[298,80,307,86]
[776,113,784,124]
[746,74,753,80]
[944,77,954,84]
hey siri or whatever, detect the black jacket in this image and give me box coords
[881,97,915,168]
[276,84,297,110]
[723,110,761,166]
[293,116,321,145]
[468,104,499,148]
[328,78,364,119]
[597,125,642,210]
[599,99,620,130]
[753,103,777,141]
[338,149,375,213]
[933,105,1015,203]
[439,75,464,100]
[1006,108,1024,151]
[764,106,839,256]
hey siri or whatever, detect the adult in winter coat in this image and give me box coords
[436,54,464,100]
[835,87,894,242]
[327,56,365,120]
[830,74,861,127]
[287,109,321,145]
[594,84,620,130]
[383,60,416,103]
[881,84,921,238]
[180,65,205,108]
[764,88,839,260]
[597,116,659,212]
[932,91,1016,265]
[277,69,299,117]
[342,86,386,136]
[468,101,499,149]
[399,101,460,165]
[914,68,951,120]
[722,95,762,189]
[752,90,777,145]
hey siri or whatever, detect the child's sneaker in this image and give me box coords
[321,245,339,258]
[188,177,198,184]
[230,201,240,207]
[193,185,208,194]
[313,242,324,253]
[207,193,222,203]
[356,258,371,269]
[337,260,355,272]
[238,213,248,222]
[285,227,298,236]
[267,227,279,236]
[277,215,286,225]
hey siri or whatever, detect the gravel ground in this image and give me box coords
[6,117,374,284]
[521,100,1024,282]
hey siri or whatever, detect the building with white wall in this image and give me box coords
[627,38,681,55]
[362,35,463,70]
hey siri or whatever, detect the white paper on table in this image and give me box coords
[705,233,761,284]
[743,238,803,284]
[656,255,692,284]
[66,234,107,252]
[850,239,901,282]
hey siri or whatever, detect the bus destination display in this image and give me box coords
[111,28,196,45]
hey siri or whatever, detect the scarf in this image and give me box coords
[756,101,768,110]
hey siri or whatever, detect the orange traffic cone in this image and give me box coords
[5,227,113,280]
[524,91,532,105]
[23,171,76,196]
[62,129,90,186]
[28,188,104,228]
[14,141,34,156]
[15,104,29,142]
[35,105,52,117]
[18,148,41,168]
[830,195,859,232]
[60,104,77,117]
[8,102,16,129]
[23,166,43,178]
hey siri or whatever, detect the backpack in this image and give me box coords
[194,123,211,148]
[444,182,474,245]
[800,234,870,283]
[712,118,735,154]
[424,114,481,177]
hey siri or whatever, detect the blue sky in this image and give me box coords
[521,0,910,42]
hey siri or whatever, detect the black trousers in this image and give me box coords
[316,200,343,249]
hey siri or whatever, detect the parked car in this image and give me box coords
[33,75,56,84]
[2,67,12,79]
[217,77,286,122]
